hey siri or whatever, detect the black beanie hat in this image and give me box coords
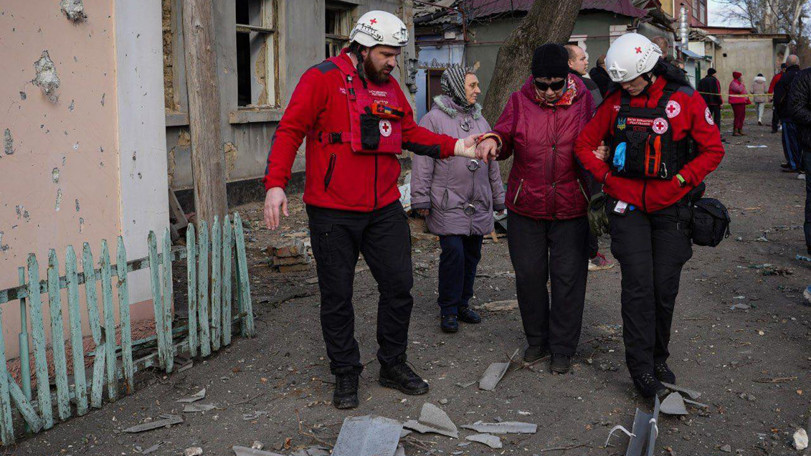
[531,43,569,79]
[707,68,716,75]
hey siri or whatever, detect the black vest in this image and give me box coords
[609,82,695,180]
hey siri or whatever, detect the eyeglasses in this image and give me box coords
[533,79,566,91]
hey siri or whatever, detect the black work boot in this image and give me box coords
[379,359,429,395]
[440,315,458,333]
[632,372,668,398]
[654,362,676,384]
[458,307,482,324]
[523,345,550,364]
[332,372,359,409]
[549,354,572,374]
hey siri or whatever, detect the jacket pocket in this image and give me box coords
[324,153,337,192]
[512,178,524,205]
[441,188,449,210]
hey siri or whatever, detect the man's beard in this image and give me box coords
[363,57,392,85]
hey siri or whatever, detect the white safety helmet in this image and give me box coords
[350,10,409,48]
[605,33,662,83]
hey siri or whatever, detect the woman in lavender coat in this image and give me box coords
[411,66,506,333]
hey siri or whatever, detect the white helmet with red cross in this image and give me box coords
[350,10,409,48]
[605,33,662,83]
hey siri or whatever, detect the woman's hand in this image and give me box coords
[476,138,499,163]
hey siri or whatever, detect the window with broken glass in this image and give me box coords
[325,3,353,58]
[236,0,279,107]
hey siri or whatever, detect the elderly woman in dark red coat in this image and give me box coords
[477,44,594,374]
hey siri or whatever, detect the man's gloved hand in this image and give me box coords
[588,192,610,237]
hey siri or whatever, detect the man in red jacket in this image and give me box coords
[572,33,724,398]
[263,10,477,409]
[769,63,786,133]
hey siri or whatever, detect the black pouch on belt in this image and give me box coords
[360,107,381,150]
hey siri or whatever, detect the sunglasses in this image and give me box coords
[533,79,566,91]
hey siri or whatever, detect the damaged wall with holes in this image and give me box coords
[0,1,169,357]
[163,0,417,192]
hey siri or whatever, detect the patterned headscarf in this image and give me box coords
[440,65,477,114]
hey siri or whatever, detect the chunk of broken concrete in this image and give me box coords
[123,414,183,433]
[332,415,403,456]
[465,433,503,449]
[232,447,283,456]
[794,428,809,451]
[403,403,458,438]
[661,382,701,400]
[660,392,689,415]
[60,0,87,22]
[394,445,406,456]
[177,388,206,403]
[183,403,216,413]
[184,448,203,456]
[461,421,537,434]
[477,300,518,312]
[32,51,60,103]
[479,362,510,391]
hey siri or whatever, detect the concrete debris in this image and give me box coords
[683,398,709,409]
[794,428,808,451]
[455,380,477,388]
[661,382,701,400]
[660,392,688,415]
[184,448,203,456]
[403,403,459,438]
[290,447,330,456]
[719,444,732,452]
[123,414,183,433]
[332,415,402,456]
[52,168,60,183]
[479,362,510,391]
[804,285,811,305]
[399,429,412,439]
[606,396,660,455]
[265,239,311,272]
[476,300,518,312]
[465,433,503,449]
[232,446,283,456]
[242,411,269,421]
[730,303,750,310]
[4,129,14,155]
[177,388,206,403]
[60,0,87,22]
[32,51,60,103]
[136,443,161,454]
[394,445,406,456]
[183,403,216,413]
[251,441,263,450]
[461,421,537,434]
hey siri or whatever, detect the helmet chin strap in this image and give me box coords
[353,47,369,88]
[639,72,655,95]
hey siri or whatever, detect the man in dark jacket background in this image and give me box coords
[697,68,723,130]
[769,63,787,133]
[788,59,811,254]
[775,55,802,172]
[566,44,602,106]
[589,55,611,97]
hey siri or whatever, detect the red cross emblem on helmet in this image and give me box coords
[635,47,642,54]
[370,18,377,24]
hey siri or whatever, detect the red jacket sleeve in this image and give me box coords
[263,69,328,191]
[491,93,517,160]
[574,93,618,183]
[768,73,781,93]
[398,90,458,159]
[678,92,725,187]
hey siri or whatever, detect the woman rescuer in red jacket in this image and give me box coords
[574,34,724,398]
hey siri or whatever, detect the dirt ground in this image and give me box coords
[8,113,811,455]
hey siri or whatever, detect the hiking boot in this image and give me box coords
[654,362,676,384]
[458,307,482,324]
[379,362,429,395]
[588,252,615,272]
[440,315,458,333]
[632,372,668,398]
[333,373,359,409]
[550,354,572,374]
[523,345,550,364]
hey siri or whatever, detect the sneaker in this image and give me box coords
[440,315,458,333]
[654,362,676,384]
[798,173,806,181]
[523,345,550,363]
[632,372,668,398]
[379,362,429,395]
[333,373,359,409]
[588,252,615,271]
[550,354,572,374]
[458,307,482,324]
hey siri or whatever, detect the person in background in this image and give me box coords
[652,36,671,64]
[476,44,595,374]
[752,73,768,126]
[410,65,505,333]
[697,68,723,130]
[788,58,811,255]
[729,71,751,136]
[775,55,803,173]
[589,55,611,97]
[769,63,787,133]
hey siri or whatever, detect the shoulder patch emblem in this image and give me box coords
[705,107,714,125]
[666,100,681,118]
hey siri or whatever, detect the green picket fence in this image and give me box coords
[0,213,254,445]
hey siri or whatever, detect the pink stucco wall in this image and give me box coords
[0,2,122,357]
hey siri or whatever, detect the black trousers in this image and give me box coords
[437,235,483,316]
[804,151,811,252]
[771,106,780,133]
[507,211,589,355]
[607,199,692,377]
[307,201,414,375]
[709,105,722,132]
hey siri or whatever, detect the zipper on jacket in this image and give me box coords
[324,153,337,192]
[550,107,558,217]
[513,178,524,205]
[373,155,379,209]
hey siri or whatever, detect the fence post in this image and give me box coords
[161,229,174,372]
[198,221,211,357]
[233,213,254,337]
[0,304,16,444]
[17,267,31,403]
[211,216,222,351]
[83,244,106,409]
[100,241,117,400]
[26,254,53,429]
[117,238,134,393]
[147,232,166,370]
[65,246,88,415]
[221,215,233,346]
[47,250,71,421]
[186,224,198,357]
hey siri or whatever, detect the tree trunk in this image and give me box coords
[480,0,583,182]
[182,0,228,223]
